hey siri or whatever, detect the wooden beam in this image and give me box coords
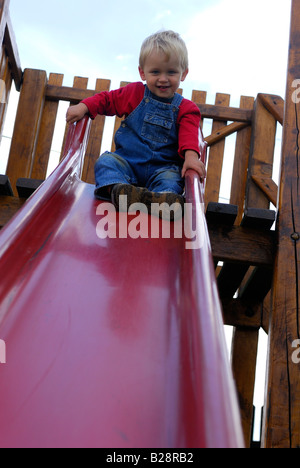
[209,225,275,267]
[262,0,300,448]
[222,298,262,329]
[82,78,111,184]
[205,121,249,147]
[6,69,47,195]
[46,84,96,102]
[205,93,230,205]
[230,96,255,225]
[231,327,259,447]
[4,14,22,90]
[245,94,277,210]
[198,103,253,122]
[111,81,129,153]
[31,73,64,179]
[0,0,9,47]
[251,175,278,207]
[259,93,284,125]
[0,195,25,229]
[60,76,88,162]
[46,85,253,123]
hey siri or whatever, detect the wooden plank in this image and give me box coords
[205,93,230,205]
[262,0,300,448]
[262,291,271,334]
[206,202,238,226]
[251,175,278,207]
[217,263,249,299]
[16,178,44,199]
[191,90,207,129]
[259,93,284,125]
[31,73,64,180]
[209,225,275,267]
[4,14,22,90]
[60,76,88,161]
[230,96,255,225]
[111,81,129,153]
[0,174,12,195]
[245,94,277,210]
[6,69,47,195]
[222,298,262,329]
[82,78,111,184]
[239,266,273,305]
[0,195,25,229]
[205,121,248,147]
[46,84,97,102]
[46,85,253,122]
[231,327,259,447]
[198,103,252,122]
[0,45,11,140]
[241,207,276,231]
[0,0,9,47]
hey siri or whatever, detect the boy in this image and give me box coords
[66,31,206,219]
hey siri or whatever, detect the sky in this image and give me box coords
[9,0,292,105]
[1,0,294,435]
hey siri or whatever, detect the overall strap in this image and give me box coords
[172,92,184,108]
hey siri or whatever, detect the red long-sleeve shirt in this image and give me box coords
[82,82,201,159]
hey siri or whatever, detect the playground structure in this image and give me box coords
[0,0,299,448]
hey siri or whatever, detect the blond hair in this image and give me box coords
[139,30,189,71]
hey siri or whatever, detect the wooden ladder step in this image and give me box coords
[0,175,14,196]
[206,202,238,226]
[16,178,44,199]
[241,207,276,230]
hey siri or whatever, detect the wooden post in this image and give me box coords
[6,69,47,195]
[0,0,9,46]
[31,73,64,180]
[204,93,230,207]
[262,0,300,448]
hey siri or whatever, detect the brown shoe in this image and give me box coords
[142,191,184,221]
[111,184,184,221]
[111,184,148,212]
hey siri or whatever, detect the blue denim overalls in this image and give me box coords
[94,85,184,199]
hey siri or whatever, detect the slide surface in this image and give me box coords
[0,118,244,448]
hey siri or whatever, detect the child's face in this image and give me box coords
[139,51,188,99]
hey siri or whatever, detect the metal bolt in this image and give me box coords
[291,232,300,241]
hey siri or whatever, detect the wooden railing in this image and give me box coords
[0,0,22,140]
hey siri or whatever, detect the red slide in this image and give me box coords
[0,117,244,448]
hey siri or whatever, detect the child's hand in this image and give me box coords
[182,150,207,181]
[66,103,89,124]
